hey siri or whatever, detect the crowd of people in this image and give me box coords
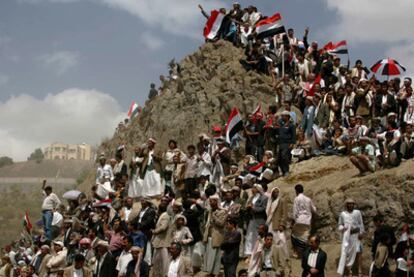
[1,2,414,277]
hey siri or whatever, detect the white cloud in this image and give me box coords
[323,0,414,76]
[0,74,9,86]
[140,32,164,51]
[38,51,80,75]
[20,0,226,38]
[0,89,124,161]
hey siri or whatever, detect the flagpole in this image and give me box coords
[281,44,285,77]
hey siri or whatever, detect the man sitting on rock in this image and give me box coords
[349,136,376,175]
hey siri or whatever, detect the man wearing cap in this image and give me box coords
[140,138,163,198]
[314,93,330,129]
[41,180,62,242]
[203,195,228,276]
[337,198,365,277]
[152,200,173,277]
[125,246,144,277]
[277,111,296,176]
[94,240,117,277]
[32,245,51,277]
[266,187,289,258]
[46,241,67,277]
[212,137,232,177]
[96,154,114,184]
[245,184,268,258]
[63,254,92,277]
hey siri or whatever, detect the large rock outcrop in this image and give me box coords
[100,40,277,156]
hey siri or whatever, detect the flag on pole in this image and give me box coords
[203,10,225,40]
[225,107,243,144]
[252,103,262,117]
[249,162,265,176]
[307,75,322,97]
[323,40,348,55]
[255,13,286,40]
[23,211,32,232]
[127,101,140,119]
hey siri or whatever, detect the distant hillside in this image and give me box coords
[0,159,94,247]
[0,159,93,178]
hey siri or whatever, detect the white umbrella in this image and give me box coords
[62,190,82,200]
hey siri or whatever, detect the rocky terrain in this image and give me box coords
[82,40,414,276]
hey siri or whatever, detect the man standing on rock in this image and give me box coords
[276,111,296,177]
[140,138,163,198]
[291,184,316,258]
[41,180,62,242]
[337,198,365,277]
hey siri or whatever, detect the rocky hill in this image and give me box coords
[98,40,280,157]
[82,40,414,275]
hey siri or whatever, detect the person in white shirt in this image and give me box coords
[167,242,193,277]
[197,144,212,179]
[96,154,114,184]
[116,237,133,277]
[291,184,316,258]
[41,180,62,241]
[337,198,365,277]
[184,145,198,197]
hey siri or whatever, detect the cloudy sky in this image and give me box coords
[0,0,412,161]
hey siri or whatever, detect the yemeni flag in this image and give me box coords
[252,103,262,116]
[23,211,33,232]
[127,101,140,119]
[225,107,243,144]
[323,40,348,55]
[255,13,286,40]
[203,10,225,40]
[307,75,322,97]
[93,199,112,208]
[249,162,265,176]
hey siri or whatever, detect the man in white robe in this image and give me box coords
[141,138,163,198]
[337,198,365,277]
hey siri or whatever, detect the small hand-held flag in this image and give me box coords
[23,211,33,232]
[225,107,244,144]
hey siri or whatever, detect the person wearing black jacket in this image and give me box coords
[301,235,327,277]
[276,111,296,176]
[94,240,117,277]
[221,219,242,277]
[375,82,397,118]
[135,197,156,260]
[182,198,203,244]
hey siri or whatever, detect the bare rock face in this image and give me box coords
[101,40,276,158]
[271,156,414,242]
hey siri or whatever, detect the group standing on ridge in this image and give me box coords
[2,2,414,277]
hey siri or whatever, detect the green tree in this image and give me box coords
[0,156,13,168]
[27,148,44,163]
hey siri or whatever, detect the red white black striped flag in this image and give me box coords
[203,10,225,40]
[255,13,286,40]
[225,107,243,144]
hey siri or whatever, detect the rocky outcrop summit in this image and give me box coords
[101,40,278,156]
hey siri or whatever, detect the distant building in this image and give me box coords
[44,142,93,160]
